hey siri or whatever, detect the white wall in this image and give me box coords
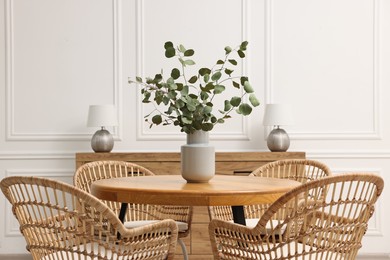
[0,0,389,257]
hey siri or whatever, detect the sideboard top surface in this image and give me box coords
[76,151,305,163]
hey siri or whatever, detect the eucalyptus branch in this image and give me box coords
[129,41,259,134]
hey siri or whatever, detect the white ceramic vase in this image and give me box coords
[181,130,215,183]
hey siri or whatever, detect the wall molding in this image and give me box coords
[0,152,76,160]
[5,0,123,141]
[134,0,251,141]
[264,0,381,140]
[306,150,390,159]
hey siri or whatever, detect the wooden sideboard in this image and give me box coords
[75,151,305,260]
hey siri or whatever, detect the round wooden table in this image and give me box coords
[91,175,300,225]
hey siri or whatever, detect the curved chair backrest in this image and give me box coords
[1,176,178,260]
[74,161,192,236]
[209,159,332,221]
[209,173,384,259]
[250,159,331,182]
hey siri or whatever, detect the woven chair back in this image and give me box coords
[210,173,384,259]
[1,176,178,260]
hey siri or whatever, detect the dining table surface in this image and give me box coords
[91,174,301,207]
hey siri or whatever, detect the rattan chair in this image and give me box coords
[209,173,384,259]
[0,176,178,260]
[74,160,193,259]
[209,159,332,226]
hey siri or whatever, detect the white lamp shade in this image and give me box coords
[263,104,294,126]
[87,105,118,127]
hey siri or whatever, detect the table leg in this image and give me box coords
[232,205,246,225]
[117,203,128,239]
[118,203,128,223]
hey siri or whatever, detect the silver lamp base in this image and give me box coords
[267,127,290,152]
[91,128,114,153]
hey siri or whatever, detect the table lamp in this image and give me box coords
[87,105,118,153]
[263,104,294,152]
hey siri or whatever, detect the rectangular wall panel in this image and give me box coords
[136,0,251,140]
[267,0,378,139]
[6,0,120,140]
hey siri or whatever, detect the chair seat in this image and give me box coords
[125,220,188,232]
[219,242,342,260]
[42,242,153,260]
[229,219,286,234]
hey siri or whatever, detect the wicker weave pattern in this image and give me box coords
[1,176,178,260]
[74,161,193,236]
[209,159,332,222]
[209,173,384,259]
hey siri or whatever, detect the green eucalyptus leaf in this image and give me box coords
[217,59,224,65]
[204,74,210,83]
[193,121,202,130]
[176,83,184,91]
[167,90,177,99]
[165,47,176,58]
[240,41,248,50]
[238,103,252,115]
[146,77,153,84]
[211,71,222,81]
[243,81,254,93]
[230,96,241,107]
[171,68,180,79]
[179,44,186,52]
[164,41,174,49]
[181,117,192,124]
[228,59,237,65]
[142,92,151,103]
[200,91,209,100]
[224,100,232,111]
[184,59,195,65]
[155,94,163,105]
[232,81,240,89]
[249,94,260,107]
[181,85,189,95]
[136,76,143,82]
[153,74,163,83]
[203,82,214,92]
[203,106,212,114]
[224,68,233,76]
[166,106,174,115]
[224,46,232,54]
[184,49,194,56]
[176,99,185,108]
[152,115,162,125]
[201,123,214,131]
[238,50,245,58]
[179,58,185,66]
[240,76,249,86]
[188,75,198,84]
[211,117,217,123]
[199,68,211,76]
[217,118,225,124]
[188,94,198,100]
[167,77,174,85]
[214,84,225,94]
[163,95,171,105]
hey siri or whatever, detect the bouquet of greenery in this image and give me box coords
[129,41,260,134]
